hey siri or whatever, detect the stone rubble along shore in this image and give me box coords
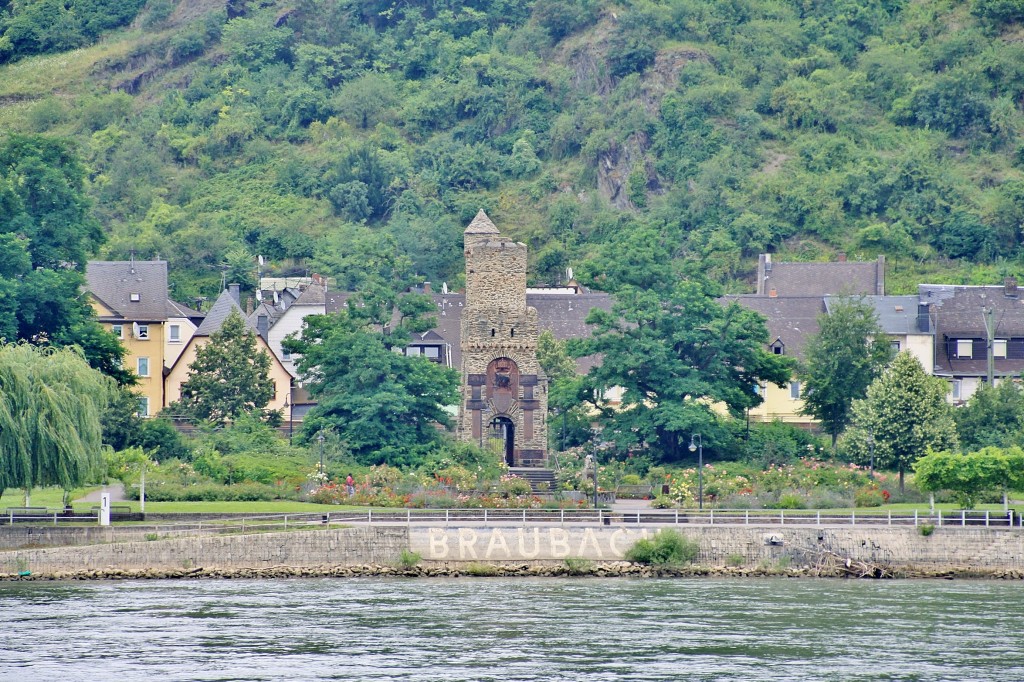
[2,562,1023,581]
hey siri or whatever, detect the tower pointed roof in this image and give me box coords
[464,210,500,235]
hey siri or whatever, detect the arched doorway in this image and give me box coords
[486,416,515,466]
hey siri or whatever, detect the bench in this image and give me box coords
[615,484,654,499]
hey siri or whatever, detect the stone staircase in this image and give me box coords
[509,467,557,493]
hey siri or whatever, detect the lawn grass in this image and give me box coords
[0,486,102,508]
[139,500,361,514]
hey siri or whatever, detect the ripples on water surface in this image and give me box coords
[1,578,1021,681]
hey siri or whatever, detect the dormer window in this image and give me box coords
[130,293,141,302]
[770,338,785,355]
[956,339,973,359]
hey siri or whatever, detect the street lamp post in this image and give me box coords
[689,434,703,511]
[317,432,325,478]
[284,396,292,445]
[867,428,875,480]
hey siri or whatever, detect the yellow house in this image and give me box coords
[86,260,174,416]
[164,287,292,416]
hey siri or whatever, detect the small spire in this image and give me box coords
[464,209,500,235]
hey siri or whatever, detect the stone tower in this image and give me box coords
[458,210,548,466]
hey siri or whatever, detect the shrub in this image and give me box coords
[624,530,700,566]
[919,523,935,537]
[564,557,594,575]
[650,495,676,509]
[726,554,745,567]
[464,562,499,576]
[774,493,806,510]
[398,549,422,569]
[499,475,533,496]
[854,486,885,508]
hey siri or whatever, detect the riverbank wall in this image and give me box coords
[2,524,1023,579]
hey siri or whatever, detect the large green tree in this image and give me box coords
[166,310,275,425]
[800,298,896,448]
[570,278,794,461]
[847,352,959,493]
[954,380,1024,451]
[0,343,114,501]
[914,446,1024,509]
[285,293,459,467]
[0,134,130,383]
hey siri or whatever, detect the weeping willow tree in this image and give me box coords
[0,343,115,503]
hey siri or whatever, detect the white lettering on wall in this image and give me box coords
[415,527,651,561]
[428,528,449,558]
[458,528,479,559]
[485,528,511,559]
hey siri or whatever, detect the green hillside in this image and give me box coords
[3,0,1024,300]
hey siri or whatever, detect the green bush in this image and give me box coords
[726,554,745,567]
[773,493,806,510]
[464,562,499,576]
[564,557,594,575]
[650,495,676,509]
[624,530,700,566]
[854,486,885,508]
[398,549,422,569]
[136,481,282,502]
[919,523,935,537]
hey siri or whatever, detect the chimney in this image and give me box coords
[257,314,269,339]
[917,303,930,333]
[769,287,778,298]
[1005,277,1018,297]
[423,281,432,294]
[228,283,240,304]
[837,253,847,262]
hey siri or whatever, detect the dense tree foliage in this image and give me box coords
[0,343,114,498]
[2,0,1021,307]
[800,298,896,447]
[165,310,275,425]
[285,294,459,466]
[914,446,1024,509]
[954,380,1024,451]
[570,275,794,462]
[846,352,958,493]
[0,134,130,382]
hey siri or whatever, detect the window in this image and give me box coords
[890,340,901,352]
[111,324,123,339]
[406,346,421,356]
[137,357,150,377]
[282,348,292,361]
[789,381,801,400]
[950,380,962,401]
[169,324,181,343]
[138,397,149,417]
[135,323,149,340]
[129,292,141,302]
[424,346,440,359]
[994,339,1008,359]
[956,339,973,359]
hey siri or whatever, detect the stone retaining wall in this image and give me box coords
[3,524,1024,577]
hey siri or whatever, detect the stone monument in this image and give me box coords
[457,210,548,466]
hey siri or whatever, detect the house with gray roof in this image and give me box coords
[164,286,292,418]
[920,280,1024,402]
[826,295,934,377]
[756,253,885,297]
[86,259,205,416]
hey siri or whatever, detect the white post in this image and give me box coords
[99,493,110,526]
[816,510,820,526]
[139,464,146,515]
[745,510,749,525]
[914,509,918,527]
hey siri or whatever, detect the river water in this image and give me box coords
[1,577,1020,681]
